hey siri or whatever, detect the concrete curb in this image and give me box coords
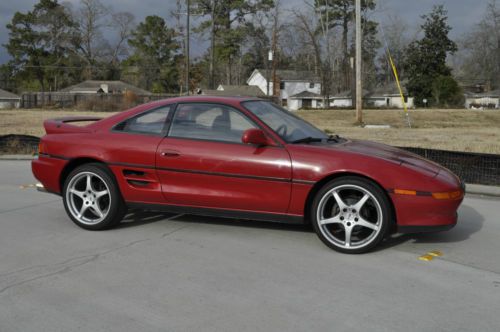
[1,156,500,197]
[0,154,35,160]
[465,184,500,198]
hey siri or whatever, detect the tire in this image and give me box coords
[62,163,126,230]
[311,176,392,254]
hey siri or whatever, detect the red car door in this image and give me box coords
[155,103,292,213]
[102,105,174,203]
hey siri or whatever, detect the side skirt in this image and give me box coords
[126,202,304,225]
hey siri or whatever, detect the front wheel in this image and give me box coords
[311,176,392,254]
[63,163,126,230]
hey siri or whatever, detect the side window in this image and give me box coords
[169,103,257,143]
[114,106,172,135]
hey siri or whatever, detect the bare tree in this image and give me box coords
[70,0,110,78]
[378,14,411,85]
[455,0,500,89]
[291,3,339,103]
[109,12,135,64]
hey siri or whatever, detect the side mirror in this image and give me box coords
[242,128,270,146]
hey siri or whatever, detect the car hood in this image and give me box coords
[328,139,444,176]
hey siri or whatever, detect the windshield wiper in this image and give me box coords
[290,137,323,144]
[327,134,340,142]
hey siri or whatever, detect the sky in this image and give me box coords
[0,0,490,64]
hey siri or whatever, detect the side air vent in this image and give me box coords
[123,169,145,177]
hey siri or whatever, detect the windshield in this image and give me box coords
[242,100,328,143]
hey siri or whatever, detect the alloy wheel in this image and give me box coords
[65,171,111,225]
[316,184,383,250]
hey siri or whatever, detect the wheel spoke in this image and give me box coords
[357,217,379,231]
[90,204,104,218]
[95,189,109,199]
[344,226,352,248]
[85,174,93,192]
[69,188,85,199]
[77,204,89,219]
[353,193,370,211]
[319,215,342,226]
[332,190,347,209]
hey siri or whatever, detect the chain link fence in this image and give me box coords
[1,134,499,186]
[400,147,500,186]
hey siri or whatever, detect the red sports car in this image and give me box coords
[32,96,464,253]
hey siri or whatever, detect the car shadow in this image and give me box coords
[176,214,312,233]
[117,210,180,229]
[117,209,312,233]
[117,204,483,251]
[376,204,484,251]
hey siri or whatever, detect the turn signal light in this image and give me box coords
[394,189,417,196]
[432,190,463,200]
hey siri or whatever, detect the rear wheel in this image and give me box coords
[63,163,126,230]
[311,176,392,254]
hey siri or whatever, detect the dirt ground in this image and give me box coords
[0,109,118,136]
[1,108,500,154]
[296,108,500,154]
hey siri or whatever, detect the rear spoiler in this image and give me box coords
[43,116,103,135]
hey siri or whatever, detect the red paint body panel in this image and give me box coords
[156,138,292,212]
[31,96,464,230]
[31,155,68,194]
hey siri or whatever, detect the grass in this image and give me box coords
[296,108,500,154]
[0,109,118,137]
[1,108,500,154]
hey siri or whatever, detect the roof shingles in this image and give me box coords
[0,88,20,100]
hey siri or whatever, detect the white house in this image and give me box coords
[330,91,354,108]
[366,84,414,108]
[60,80,151,95]
[288,91,324,111]
[328,85,414,109]
[465,90,499,109]
[0,88,20,109]
[246,69,321,107]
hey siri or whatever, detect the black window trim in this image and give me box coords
[110,103,177,137]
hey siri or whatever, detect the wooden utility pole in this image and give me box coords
[209,1,215,89]
[271,4,279,100]
[355,0,362,123]
[185,0,190,95]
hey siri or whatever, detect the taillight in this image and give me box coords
[38,141,46,155]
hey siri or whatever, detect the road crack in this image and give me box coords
[0,224,189,295]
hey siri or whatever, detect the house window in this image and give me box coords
[280,81,285,90]
[282,99,287,106]
[309,82,315,89]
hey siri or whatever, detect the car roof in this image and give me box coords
[159,95,263,106]
[87,96,266,131]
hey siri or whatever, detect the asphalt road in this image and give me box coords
[0,160,499,332]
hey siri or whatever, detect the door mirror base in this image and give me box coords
[242,129,271,146]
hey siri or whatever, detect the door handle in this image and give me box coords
[161,150,180,157]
